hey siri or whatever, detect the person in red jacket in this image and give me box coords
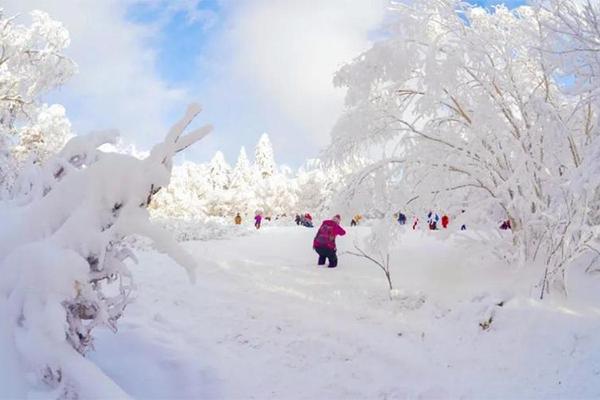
[313,214,346,268]
[441,214,449,229]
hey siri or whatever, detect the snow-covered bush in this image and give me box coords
[0,104,212,397]
[329,0,600,297]
[150,216,254,243]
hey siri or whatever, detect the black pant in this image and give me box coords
[315,247,338,268]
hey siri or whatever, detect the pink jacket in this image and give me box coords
[313,220,346,250]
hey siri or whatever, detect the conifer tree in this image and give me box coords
[254,133,276,178]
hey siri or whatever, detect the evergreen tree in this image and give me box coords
[230,146,253,189]
[208,151,231,190]
[254,133,276,178]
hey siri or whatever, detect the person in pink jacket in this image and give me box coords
[313,214,346,268]
[254,213,262,229]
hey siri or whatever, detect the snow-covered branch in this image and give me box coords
[0,104,211,398]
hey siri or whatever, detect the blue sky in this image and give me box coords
[473,0,526,7]
[5,0,526,167]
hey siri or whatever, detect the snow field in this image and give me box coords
[90,226,600,399]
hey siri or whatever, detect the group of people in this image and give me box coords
[395,210,512,232]
[234,212,263,229]
[311,211,514,269]
[424,211,450,230]
[295,213,313,227]
[396,211,452,231]
[233,211,347,268]
[233,210,513,270]
[395,210,459,230]
[234,212,265,229]
[234,212,282,230]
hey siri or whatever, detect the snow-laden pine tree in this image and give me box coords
[230,146,253,189]
[253,133,289,216]
[208,150,231,190]
[229,146,259,217]
[254,133,276,178]
[204,151,232,216]
[329,0,600,296]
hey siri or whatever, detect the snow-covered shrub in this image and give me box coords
[151,216,254,242]
[0,104,212,397]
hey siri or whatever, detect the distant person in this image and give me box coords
[295,214,301,225]
[457,210,467,230]
[254,213,263,229]
[441,214,449,229]
[397,212,407,225]
[301,213,314,227]
[427,211,439,230]
[313,214,346,268]
[500,219,511,230]
[234,213,242,225]
[300,214,314,228]
[412,216,419,230]
[351,214,362,227]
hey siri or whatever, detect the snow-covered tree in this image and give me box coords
[295,160,341,217]
[542,0,600,98]
[230,146,253,189]
[203,151,232,216]
[150,162,208,219]
[0,10,76,195]
[539,0,600,281]
[330,0,600,296]
[150,134,340,222]
[254,168,297,217]
[226,147,257,217]
[255,133,276,178]
[207,150,231,190]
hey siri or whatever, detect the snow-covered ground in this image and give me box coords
[87,226,600,399]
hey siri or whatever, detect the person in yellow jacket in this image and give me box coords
[234,213,242,225]
[351,214,362,226]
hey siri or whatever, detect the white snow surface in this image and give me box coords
[65,226,600,399]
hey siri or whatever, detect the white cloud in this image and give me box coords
[2,0,189,150]
[198,0,386,161]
